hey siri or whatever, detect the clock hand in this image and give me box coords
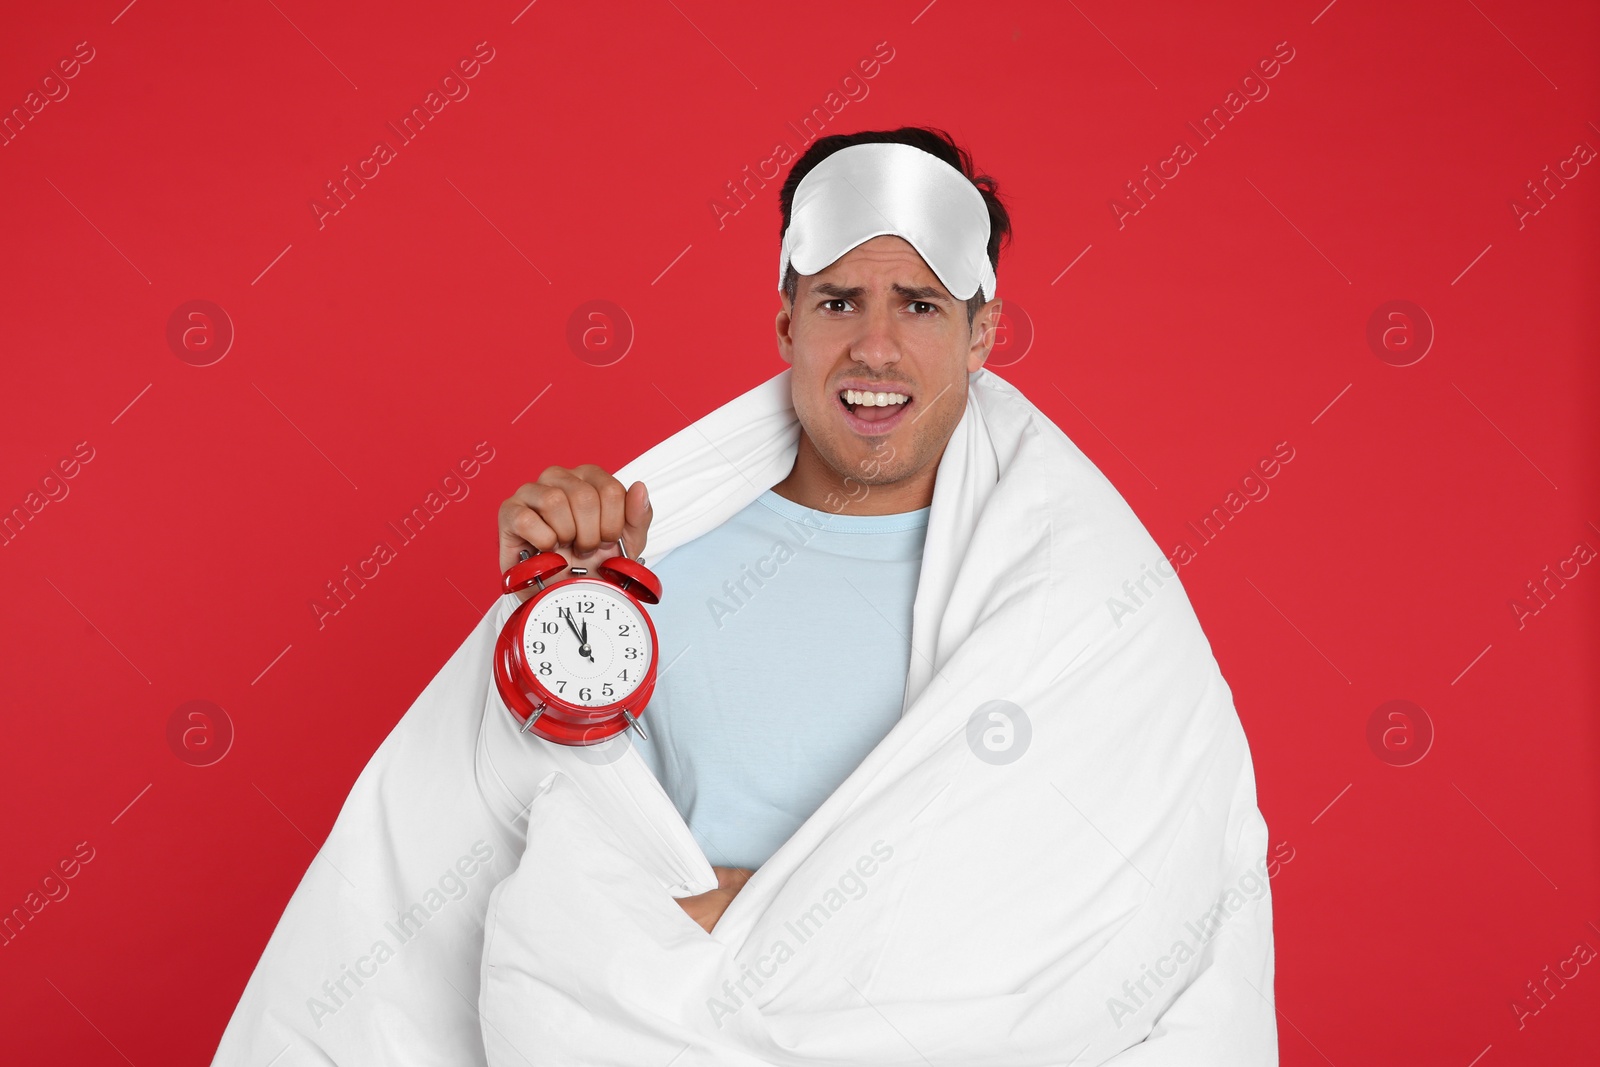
[561,607,588,655]
[562,608,594,661]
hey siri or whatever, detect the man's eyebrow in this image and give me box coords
[810,281,953,304]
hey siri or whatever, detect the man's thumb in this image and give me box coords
[623,480,652,555]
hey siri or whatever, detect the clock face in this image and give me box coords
[522,581,653,709]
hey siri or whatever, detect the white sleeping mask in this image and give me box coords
[778,141,996,303]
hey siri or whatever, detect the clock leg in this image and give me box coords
[520,708,544,734]
[622,708,648,741]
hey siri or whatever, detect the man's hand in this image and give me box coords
[498,465,652,603]
[676,866,754,933]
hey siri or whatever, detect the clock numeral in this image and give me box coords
[602,683,614,697]
[623,647,639,659]
[554,680,566,693]
[618,624,630,636]
[530,640,545,655]
[619,668,629,682]
[538,661,552,676]
[541,621,559,634]
[605,607,611,620]
[579,687,592,701]
[577,599,595,613]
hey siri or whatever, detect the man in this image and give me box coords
[213,127,1276,1066]
[495,126,1009,935]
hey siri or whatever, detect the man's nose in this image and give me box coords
[850,304,902,369]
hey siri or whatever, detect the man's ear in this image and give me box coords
[775,295,795,365]
[967,298,1002,373]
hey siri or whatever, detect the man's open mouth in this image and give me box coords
[838,386,914,433]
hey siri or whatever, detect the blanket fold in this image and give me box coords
[210,367,1275,1067]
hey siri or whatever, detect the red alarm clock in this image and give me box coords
[493,536,662,746]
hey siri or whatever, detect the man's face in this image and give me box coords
[774,235,1000,491]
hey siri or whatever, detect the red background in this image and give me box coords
[2,1,1596,1063]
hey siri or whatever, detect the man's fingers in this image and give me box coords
[540,468,604,554]
[499,468,649,596]
[505,507,558,560]
[518,480,578,547]
[500,491,558,567]
[573,465,628,552]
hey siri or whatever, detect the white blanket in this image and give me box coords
[211,367,1276,1066]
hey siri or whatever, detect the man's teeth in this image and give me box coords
[842,390,910,407]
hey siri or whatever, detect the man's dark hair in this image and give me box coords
[778,126,1013,329]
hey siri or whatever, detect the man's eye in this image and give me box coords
[910,301,937,315]
[822,299,850,312]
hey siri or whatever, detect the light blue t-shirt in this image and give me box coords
[631,489,929,871]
